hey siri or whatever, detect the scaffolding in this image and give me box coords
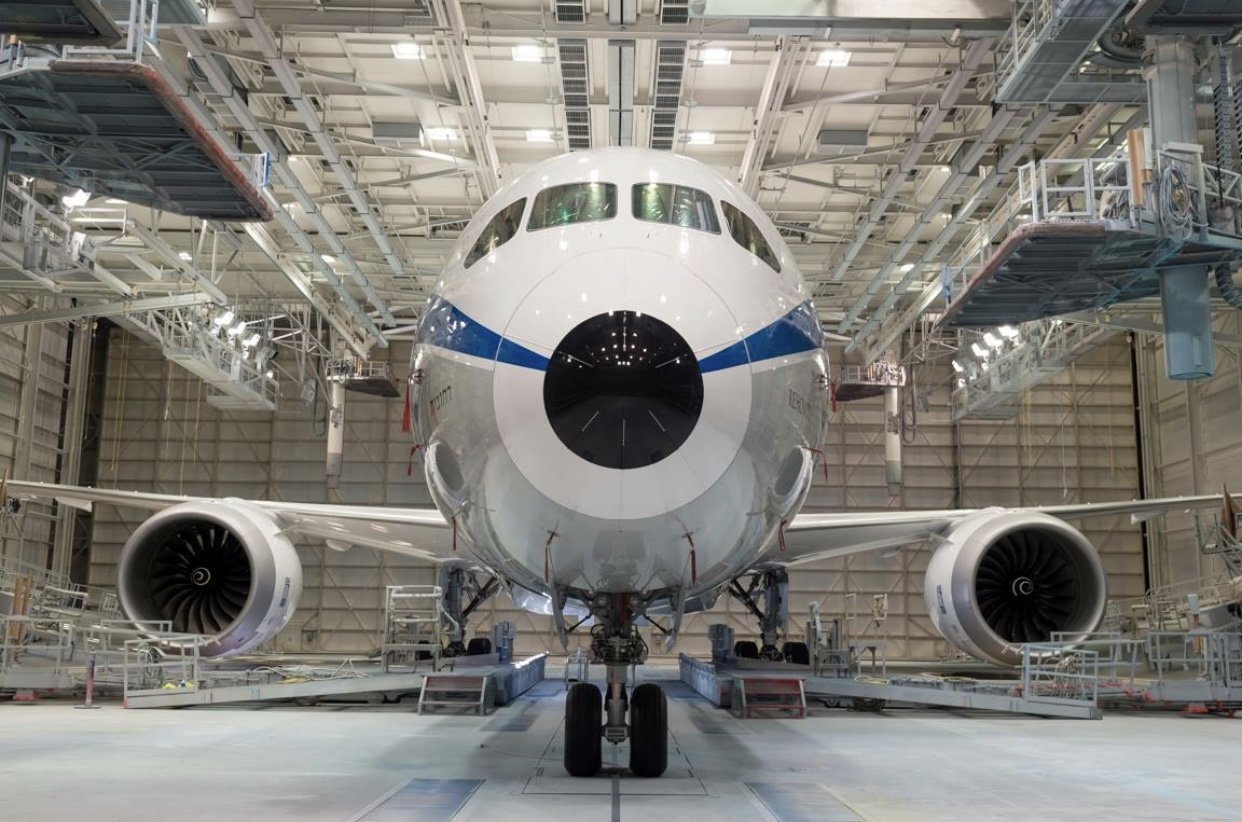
[381,585,444,673]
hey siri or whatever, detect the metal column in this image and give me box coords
[326,382,345,490]
[1145,36,1215,380]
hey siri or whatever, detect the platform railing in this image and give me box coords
[1019,643,1101,708]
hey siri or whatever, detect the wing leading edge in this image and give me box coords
[772,493,1228,566]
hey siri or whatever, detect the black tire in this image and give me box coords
[734,640,759,659]
[629,683,668,778]
[564,682,602,777]
[782,641,810,665]
[466,637,492,656]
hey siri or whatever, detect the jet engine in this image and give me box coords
[117,500,303,657]
[923,510,1107,666]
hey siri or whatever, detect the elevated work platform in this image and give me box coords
[995,0,1139,104]
[940,152,1242,329]
[0,0,122,45]
[0,59,271,221]
[833,362,905,403]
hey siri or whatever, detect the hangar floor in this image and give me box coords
[2,669,1240,822]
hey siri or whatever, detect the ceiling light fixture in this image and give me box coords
[211,309,235,328]
[511,45,542,62]
[970,342,988,359]
[687,131,716,145]
[952,360,965,373]
[701,48,731,65]
[525,129,554,143]
[998,325,1019,339]
[424,127,458,142]
[816,49,852,67]
[983,332,1003,349]
[391,42,424,60]
[61,189,90,209]
[178,251,193,262]
[320,254,337,264]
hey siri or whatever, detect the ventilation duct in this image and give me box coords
[558,39,593,150]
[649,42,686,150]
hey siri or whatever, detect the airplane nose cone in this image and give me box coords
[544,311,702,470]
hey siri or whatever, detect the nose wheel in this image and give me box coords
[563,679,668,778]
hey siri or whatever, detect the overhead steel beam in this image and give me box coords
[231,0,403,319]
[437,0,502,198]
[0,293,216,328]
[174,25,390,343]
[691,0,1010,37]
[739,37,807,195]
[829,37,994,284]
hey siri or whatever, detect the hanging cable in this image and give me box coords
[1215,264,1242,309]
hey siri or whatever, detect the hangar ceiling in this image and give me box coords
[0,0,1173,369]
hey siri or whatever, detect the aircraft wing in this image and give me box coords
[771,492,1227,566]
[4,480,457,561]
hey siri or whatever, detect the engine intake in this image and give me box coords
[923,510,1107,666]
[118,501,302,657]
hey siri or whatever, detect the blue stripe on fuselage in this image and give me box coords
[699,301,822,373]
[417,297,819,373]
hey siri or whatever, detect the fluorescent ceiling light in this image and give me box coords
[391,42,424,60]
[687,131,715,145]
[512,45,542,62]
[526,129,554,143]
[61,189,90,209]
[816,49,851,67]
[701,48,731,65]
[898,263,915,273]
[178,251,192,262]
[424,127,458,142]
[320,254,336,264]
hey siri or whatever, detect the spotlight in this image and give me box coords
[970,342,988,359]
[242,332,262,348]
[983,332,1002,349]
[998,325,1019,339]
[952,360,965,373]
[211,309,235,328]
[228,320,246,337]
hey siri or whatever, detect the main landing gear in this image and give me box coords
[725,568,810,664]
[562,594,668,778]
[439,564,499,657]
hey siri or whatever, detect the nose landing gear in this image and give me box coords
[561,595,669,778]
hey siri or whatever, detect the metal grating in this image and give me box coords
[557,39,592,150]
[0,60,272,221]
[554,0,586,23]
[0,0,122,46]
[649,41,685,150]
[660,0,690,25]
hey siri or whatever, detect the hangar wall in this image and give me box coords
[1137,314,1242,590]
[0,296,73,573]
[88,327,1145,661]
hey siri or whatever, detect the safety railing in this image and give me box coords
[1019,642,1102,708]
[122,632,215,697]
[1146,631,1242,686]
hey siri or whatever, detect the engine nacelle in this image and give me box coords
[923,510,1107,666]
[118,500,303,657]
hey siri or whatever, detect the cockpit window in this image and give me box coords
[631,183,720,233]
[465,198,526,268]
[527,182,617,231]
[721,201,780,272]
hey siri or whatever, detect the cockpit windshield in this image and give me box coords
[721,201,781,272]
[631,183,720,233]
[465,198,526,267]
[527,182,617,231]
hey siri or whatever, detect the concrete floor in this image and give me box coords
[3,670,1241,822]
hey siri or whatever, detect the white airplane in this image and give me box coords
[6,147,1226,779]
